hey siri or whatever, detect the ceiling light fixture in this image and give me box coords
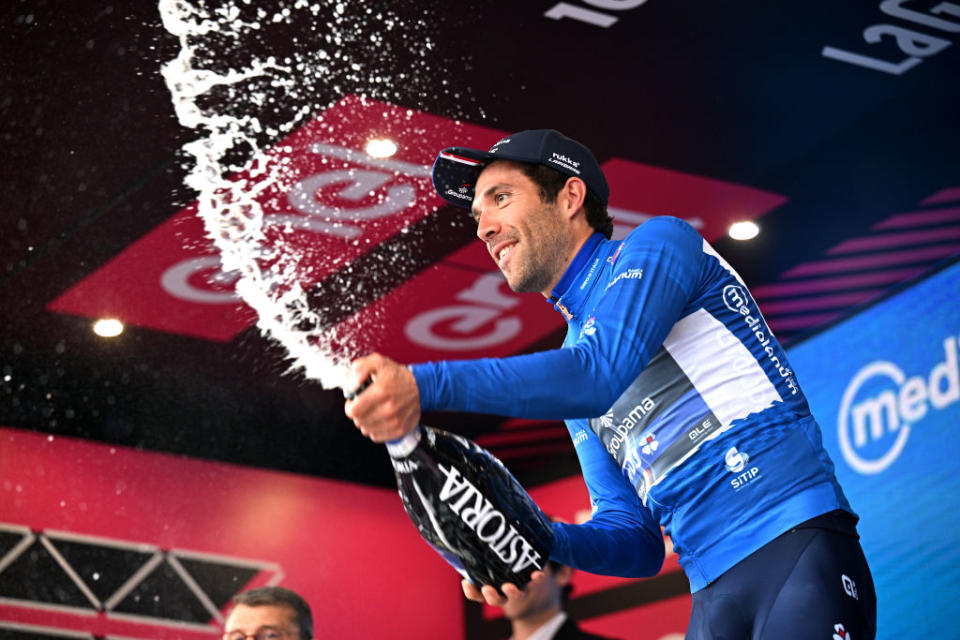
[364,138,398,158]
[728,221,760,241]
[93,318,124,338]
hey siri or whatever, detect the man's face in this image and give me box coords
[223,603,301,640]
[501,565,564,621]
[471,161,571,294]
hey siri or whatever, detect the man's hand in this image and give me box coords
[344,353,421,442]
[460,571,545,606]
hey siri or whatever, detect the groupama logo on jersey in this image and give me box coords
[837,334,959,475]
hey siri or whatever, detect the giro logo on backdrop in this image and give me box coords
[437,465,544,573]
[838,334,960,475]
[404,271,522,351]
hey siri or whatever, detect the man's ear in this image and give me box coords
[552,563,574,587]
[559,177,588,219]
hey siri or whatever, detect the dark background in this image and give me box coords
[2,0,958,488]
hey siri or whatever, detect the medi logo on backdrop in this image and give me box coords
[837,334,959,475]
[786,257,960,640]
[48,96,786,362]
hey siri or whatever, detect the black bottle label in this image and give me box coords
[388,426,553,590]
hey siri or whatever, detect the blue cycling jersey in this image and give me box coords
[411,217,854,592]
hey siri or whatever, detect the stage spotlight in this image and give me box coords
[728,221,760,240]
[365,138,398,158]
[93,318,124,338]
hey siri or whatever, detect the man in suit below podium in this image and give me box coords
[499,560,617,640]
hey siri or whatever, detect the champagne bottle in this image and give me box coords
[386,424,554,591]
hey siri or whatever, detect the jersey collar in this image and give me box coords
[548,232,605,321]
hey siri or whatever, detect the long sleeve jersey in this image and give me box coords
[411,217,853,591]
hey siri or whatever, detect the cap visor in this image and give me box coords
[431,146,496,209]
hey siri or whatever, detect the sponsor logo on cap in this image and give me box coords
[445,188,472,201]
[548,152,582,175]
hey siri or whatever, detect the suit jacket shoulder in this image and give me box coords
[553,617,620,640]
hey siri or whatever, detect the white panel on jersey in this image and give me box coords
[663,309,782,426]
[702,239,747,286]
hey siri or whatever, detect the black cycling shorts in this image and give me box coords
[686,511,876,640]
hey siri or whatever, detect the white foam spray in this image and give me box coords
[157,0,460,390]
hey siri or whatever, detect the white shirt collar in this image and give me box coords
[512,611,568,640]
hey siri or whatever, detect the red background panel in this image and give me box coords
[0,427,692,639]
[0,426,464,639]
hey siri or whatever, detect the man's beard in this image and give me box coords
[504,205,568,294]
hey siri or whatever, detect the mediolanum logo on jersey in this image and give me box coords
[837,334,959,475]
[721,284,799,396]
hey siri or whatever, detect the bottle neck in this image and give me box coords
[385,425,422,458]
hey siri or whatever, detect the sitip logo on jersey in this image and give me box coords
[725,446,761,491]
[837,334,959,475]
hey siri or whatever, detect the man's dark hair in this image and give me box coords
[232,586,313,639]
[518,163,614,239]
[547,559,575,602]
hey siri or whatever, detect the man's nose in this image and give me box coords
[476,208,499,241]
